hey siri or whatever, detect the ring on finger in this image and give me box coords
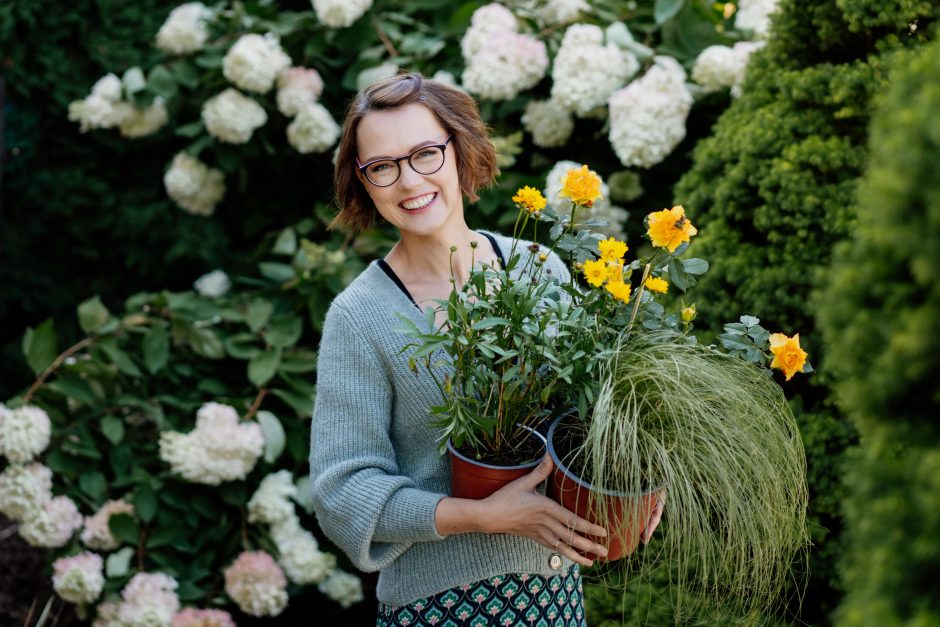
[552,537,562,548]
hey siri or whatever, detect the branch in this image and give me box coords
[242,387,268,422]
[371,15,399,57]
[23,337,94,404]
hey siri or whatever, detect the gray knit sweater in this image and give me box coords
[308,230,575,605]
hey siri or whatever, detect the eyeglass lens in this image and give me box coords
[364,145,446,187]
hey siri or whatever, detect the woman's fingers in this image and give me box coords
[641,491,666,544]
[548,501,607,538]
[514,454,554,491]
[546,520,607,558]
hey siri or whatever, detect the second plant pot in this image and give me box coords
[546,413,659,561]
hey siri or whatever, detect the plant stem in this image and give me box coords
[625,263,653,335]
[242,387,268,422]
[23,337,94,404]
[371,15,399,57]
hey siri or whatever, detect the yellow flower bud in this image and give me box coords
[681,304,697,323]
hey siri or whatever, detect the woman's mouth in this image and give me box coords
[400,193,437,212]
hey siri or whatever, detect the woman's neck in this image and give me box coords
[387,225,490,286]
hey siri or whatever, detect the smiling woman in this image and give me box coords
[308,73,630,626]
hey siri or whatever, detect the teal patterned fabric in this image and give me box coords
[376,566,584,626]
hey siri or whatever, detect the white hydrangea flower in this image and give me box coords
[92,74,123,101]
[224,551,288,617]
[117,572,181,627]
[431,70,457,87]
[0,404,51,463]
[155,3,212,55]
[521,98,574,148]
[692,41,765,96]
[67,75,129,133]
[171,608,237,627]
[356,63,399,91]
[53,552,106,605]
[462,30,548,101]
[287,103,341,154]
[544,160,627,237]
[159,402,264,485]
[270,518,337,585]
[80,499,135,551]
[735,0,780,37]
[318,570,364,609]
[276,67,325,117]
[551,24,639,117]
[19,495,83,548]
[539,0,590,25]
[193,270,231,298]
[312,0,373,29]
[92,601,121,627]
[164,152,226,217]
[0,462,53,521]
[222,34,291,94]
[118,98,169,138]
[728,41,765,97]
[247,470,297,525]
[202,88,268,144]
[608,56,692,168]
[460,3,517,60]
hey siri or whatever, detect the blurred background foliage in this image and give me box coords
[2,0,939,624]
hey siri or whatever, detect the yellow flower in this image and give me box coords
[769,333,808,381]
[606,261,624,284]
[597,237,628,263]
[559,165,603,207]
[680,303,697,323]
[605,281,632,303]
[583,259,607,287]
[647,205,698,253]
[644,276,669,294]
[512,186,547,213]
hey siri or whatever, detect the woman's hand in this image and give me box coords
[478,454,608,567]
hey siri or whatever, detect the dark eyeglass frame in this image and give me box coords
[356,135,453,187]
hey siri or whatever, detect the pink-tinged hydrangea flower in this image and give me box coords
[460,3,517,59]
[0,404,52,462]
[159,402,264,485]
[312,0,373,29]
[201,88,268,144]
[276,67,325,117]
[318,570,364,608]
[19,495,83,548]
[224,551,288,617]
[0,462,53,521]
[117,572,181,626]
[222,33,291,94]
[52,552,105,604]
[92,601,121,627]
[81,499,135,551]
[608,56,693,169]
[163,152,226,217]
[171,607,237,627]
[155,3,212,55]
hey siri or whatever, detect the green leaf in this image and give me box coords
[249,348,282,386]
[78,296,111,334]
[171,60,200,88]
[740,315,761,328]
[46,449,84,476]
[246,299,274,332]
[101,415,125,444]
[23,318,58,375]
[259,262,296,283]
[655,0,685,24]
[122,66,146,94]
[147,64,178,99]
[224,333,262,360]
[146,525,181,549]
[79,471,108,502]
[277,350,318,373]
[109,513,139,544]
[219,482,248,507]
[47,372,97,404]
[270,388,314,417]
[98,341,142,377]
[292,475,314,514]
[143,326,169,374]
[667,258,695,292]
[106,547,135,577]
[175,120,204,138]
[681,258,709,275]
[135,484,158,523]
[256,410,286,463]
[273,228,297,255]
[265,317,303,348]
[109,444,134,478]
[187,327,225,359]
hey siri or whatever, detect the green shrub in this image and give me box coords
[817,37,940,625]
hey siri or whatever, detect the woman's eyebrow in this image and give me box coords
[361,139,441,163]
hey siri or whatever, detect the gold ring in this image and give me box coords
[552,538,562,548]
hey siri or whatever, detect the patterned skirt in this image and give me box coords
[376,565,584,627]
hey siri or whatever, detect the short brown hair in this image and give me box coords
[330,73,499,233]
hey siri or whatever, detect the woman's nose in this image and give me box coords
[397,160,424,188]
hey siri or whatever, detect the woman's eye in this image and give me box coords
[369,162,393,173]
[414,149,437,160]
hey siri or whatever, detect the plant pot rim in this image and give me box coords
[546,413,660,497]
[446,434,545,470]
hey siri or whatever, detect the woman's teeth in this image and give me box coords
[401,193,436,210]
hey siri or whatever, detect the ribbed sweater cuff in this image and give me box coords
[374,487,447,543]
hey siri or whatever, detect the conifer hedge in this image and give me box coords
[673,0,938,620]
[818,37,940,625]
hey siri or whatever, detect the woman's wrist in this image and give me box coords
[434,497,491,536]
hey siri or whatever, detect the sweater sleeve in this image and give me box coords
[309,302,446,573]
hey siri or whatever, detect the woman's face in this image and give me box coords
[355,103,464,238]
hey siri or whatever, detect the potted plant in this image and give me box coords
[398,164,810,613]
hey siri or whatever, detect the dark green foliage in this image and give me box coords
[817,38,940,625]
[674,0,938,621]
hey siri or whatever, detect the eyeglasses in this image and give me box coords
[356,135,452,187]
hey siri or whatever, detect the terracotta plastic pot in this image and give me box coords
[448,434,545,500]
[546,414,659,561]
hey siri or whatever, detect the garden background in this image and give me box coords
[0,0,937,625]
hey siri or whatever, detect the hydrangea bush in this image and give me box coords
[0,226,365,623]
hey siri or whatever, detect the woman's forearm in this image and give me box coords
[434,497,489,536]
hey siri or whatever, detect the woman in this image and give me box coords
[309,73,660,626]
